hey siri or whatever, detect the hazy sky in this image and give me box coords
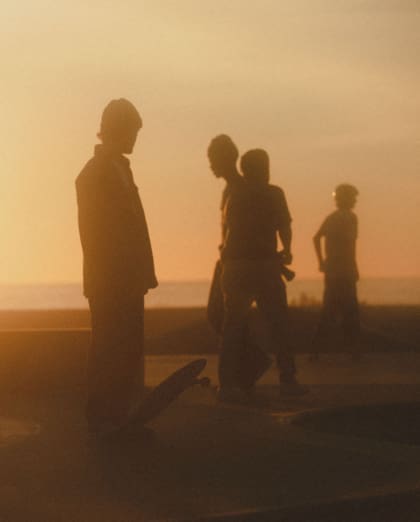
[1,0,419,284]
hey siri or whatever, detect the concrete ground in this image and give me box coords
[1,353,420,521]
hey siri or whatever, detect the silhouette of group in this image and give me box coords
[76,99,360,435]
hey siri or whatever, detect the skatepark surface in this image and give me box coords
[1,352,420,521]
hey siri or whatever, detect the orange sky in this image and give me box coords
[1,1,419,284]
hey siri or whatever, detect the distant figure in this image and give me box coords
[312,184,360,360]
[207,136,271,394]
[76,99,158,435]
[219,148,306,401]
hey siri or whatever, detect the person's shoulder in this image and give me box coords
[76,156,95,182]
[327,209,358,228]
[320,210,338,229]
[338,209,358,222]
[349,210,358,222]
[76,155,107,190]
[229,173,246,195]
[232,172,245,185]
[230,174,248,193]
[268,184,284,195]
[267,184,287,203]
[268,184,288,200]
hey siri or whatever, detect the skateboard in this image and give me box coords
[121,358,209,431]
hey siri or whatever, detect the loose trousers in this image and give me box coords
[87,294,145,428]
[220,259,296,388]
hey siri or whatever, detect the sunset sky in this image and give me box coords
[1,0,419,284]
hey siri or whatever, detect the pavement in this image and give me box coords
[1,353,420,521]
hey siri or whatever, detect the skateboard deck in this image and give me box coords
[126,358,208,428]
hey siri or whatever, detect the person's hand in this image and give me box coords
[279,250,293,265]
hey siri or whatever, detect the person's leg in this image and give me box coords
[341,279,361,360]
[118,295,145,407]
[87,295,144,431]
[207,260,224,335]
[219,263,253,392]
[87,297,114,429]
[236,322,272,391]
[255,265,296,384]
[310,277,336,359]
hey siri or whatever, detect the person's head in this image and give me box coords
[240,149,270,186]
[207,134,239,178]
[334,184,359,210]
[97,98,142,154]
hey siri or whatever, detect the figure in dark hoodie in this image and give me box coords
[219,149,307,400]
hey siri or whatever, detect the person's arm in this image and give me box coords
[274,187,293,264]
[313,228,325,273]
[278,224,292,264]
[76,171,120,280]
[354,213,359,281]
[76,175,101,260]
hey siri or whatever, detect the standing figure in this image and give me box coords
[207,136,271,393]
[207,135,244,333]
[219,149,306,401]
[312,184,360,360]
[76,99,158,434]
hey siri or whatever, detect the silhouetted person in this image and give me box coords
[311,184,360,360]
[219,149,306,400]
[76,99,158,435]
[208,135,244,246]
[207,135,243,333]
[207,136,271,394]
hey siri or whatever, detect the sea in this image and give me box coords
[0,278,419,310]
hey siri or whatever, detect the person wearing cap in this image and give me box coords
[311,184,361,360]
[76,98,158,435]
[219,149,307,400]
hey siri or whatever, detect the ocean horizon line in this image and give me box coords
[0,278,419,309]
[1,276,420,287]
